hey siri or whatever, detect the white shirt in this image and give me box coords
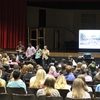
[67,91,91,98]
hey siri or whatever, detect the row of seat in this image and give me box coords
[1,87,100,100]
[0,93,100,100]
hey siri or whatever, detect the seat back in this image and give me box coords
[38,96,63,100]
[67,81,73,85]
[46,96,63,100]
[23,78,30,87]
[58,89,69,100]
[12,94,35,100]
[6,87,26,94]
[0,87,5,93]
[0,93,11,100]
[27,88,39,95]
[94,98,100,100]
[65,97,92,100]
[94,92,100,98]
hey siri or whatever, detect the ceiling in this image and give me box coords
[27,1,100,10]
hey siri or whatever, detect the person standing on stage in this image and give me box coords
[41,45,50,67]
[35,45,42,65]
[26,43,36,59]
[16,41,25,61]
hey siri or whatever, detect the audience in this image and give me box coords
[66,78,91,99]
[36,75,61,97]
[0,51,100,99]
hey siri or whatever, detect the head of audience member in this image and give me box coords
[44,75,56,88]
[82,60,87,68]
[3,53,8,58]
[27,64,34,73]
[66,65,72,74]
[0,69,2,77]
[2,57,9,65]
[0,66,4,72]
[55,75,67,89]
[48,66,59,77]
[49,58,55,65]
[60,64,67,74]
[94,69,100,81]
[36,69,46,79]
[42,75,56,96]
[81,66,89,75]
[30,69,46,88]
[75,62,82,71]
[20,64,28,75]
[71,78,88,98]
[9,54,15,60]
[54,60,61,72]
[13,70,20,80]
[11,56,16,62]
[77,74,88,91]
[36,64,43,71]
[0,69,6,92]
[60,59,67,65]
[0,54,2,59]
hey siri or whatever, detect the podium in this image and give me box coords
[78,53,94,65]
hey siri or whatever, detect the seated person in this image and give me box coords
[77,74,92,92]
[30,69,46,88]
[36,75,61,97]
[88,61,97,76]
[23,64,35,80]
[94,69,100,81]
[73,62,82,77]
[7,70,27,92]
[81,66,92,82]
[48,65,60,77]
[63,65,75,81]
[66,78,91,99]
[10,57,18,66]
[0,69,6,92]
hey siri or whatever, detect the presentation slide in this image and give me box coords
[79,30,100,49]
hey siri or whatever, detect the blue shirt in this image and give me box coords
[35,49,41,59]
[95,84,100,92]
[7,79,27,92]
[63,73,75,81]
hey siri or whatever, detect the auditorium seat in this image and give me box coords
[12,94,36,100]
[0,87,5,93]
[0,93,11,100]
[27,88,39,95]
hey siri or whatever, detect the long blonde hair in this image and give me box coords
[0,70,6,92]
[77,74,88,91]
[75,62,82,71]
[44,75,56,96]
[55,75,67,89]
[30,69,46,88]
[72,78,87,98]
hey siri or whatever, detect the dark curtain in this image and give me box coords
[0,0,27,49]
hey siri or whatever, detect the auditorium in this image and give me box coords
[0,0,100,100]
